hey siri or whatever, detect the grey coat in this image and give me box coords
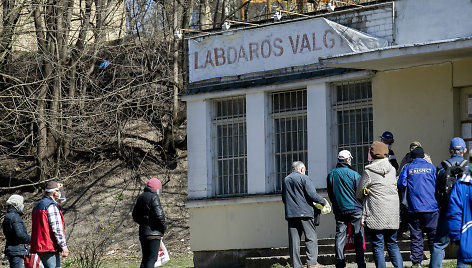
[356,158,400,230]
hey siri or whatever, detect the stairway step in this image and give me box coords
[246,250,426,268]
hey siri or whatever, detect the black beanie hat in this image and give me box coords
[410,147,425,159]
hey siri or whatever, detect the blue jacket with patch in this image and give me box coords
[447,173,472,263]
[398,158,438,213]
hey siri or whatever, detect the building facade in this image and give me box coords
[182,0,472,267]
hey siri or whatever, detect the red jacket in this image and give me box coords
[30,196,65,253]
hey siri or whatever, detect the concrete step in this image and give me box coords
[245,250,423,268]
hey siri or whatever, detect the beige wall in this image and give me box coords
[372,62,469,167]
[189,199,335,251]
[453,58,472,88]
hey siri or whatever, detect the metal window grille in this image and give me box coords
[212,96,247,197]
[332,80,373,173]
[271,89,308,193]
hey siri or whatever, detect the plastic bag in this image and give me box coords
[24,253,44,268]
[155,241,170,267]
[314,198,332,215]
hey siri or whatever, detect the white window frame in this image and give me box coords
[211,96,248,197]
[269,89,308,193]
[331,80,373,174]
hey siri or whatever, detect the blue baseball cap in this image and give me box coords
[380,131,394,141]
[450,137,466,150]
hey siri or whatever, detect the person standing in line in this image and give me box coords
[356,141,403,268]
[399,141,433,172]
[430,137,468,268]
[327,150,366,268]
[398,141,433,239]
[369,131,399,171]
[132,178,166,268]
[2,194,31,268]
[30,181,69,268]
[397,147,438,268]
[447,151,472,268]
[282,161,326,268]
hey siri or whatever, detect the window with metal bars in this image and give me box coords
[271,89,308,193]
[332,80,373,174]
[212,96,248,197]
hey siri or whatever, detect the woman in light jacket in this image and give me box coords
[356,141,403,268]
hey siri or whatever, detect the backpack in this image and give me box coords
[435,159,468,208]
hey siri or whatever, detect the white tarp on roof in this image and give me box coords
[188,18,388,83]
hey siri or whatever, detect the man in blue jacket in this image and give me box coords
[430,137,468,268]
[398,147,439,268]
[447,152,472,268]
[327,150,365,268]
[282,161,326,268]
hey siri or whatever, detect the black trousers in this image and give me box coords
[334,210,366,268]
[139,237,161,268]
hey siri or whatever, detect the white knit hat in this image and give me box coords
[6,194,24,211]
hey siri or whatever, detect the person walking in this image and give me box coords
[282,161,326,268]
[447,151,472,268]
[397,147,438,268]
[430,137,468,268]
[2,194,31,268]
[132,178,167,268]
[356,141,403,268]
[30,181,69,268]
[327,150,366,268]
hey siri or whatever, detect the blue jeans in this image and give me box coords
[457,261,472,268]
[430,208,449,268]
[37,252,61,268]
[366,228,403,268]
[7,255,24,268]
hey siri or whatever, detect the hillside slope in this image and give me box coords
[0,155,190,267]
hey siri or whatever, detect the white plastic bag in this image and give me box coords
[155,241,170,267]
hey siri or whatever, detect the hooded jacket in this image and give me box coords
[327,162,362,215]
[132,186,166,237]
[2,206,31,257]
[447,173,472,263]
[356,158,399,230]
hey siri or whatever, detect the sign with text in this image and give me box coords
[188,18,385,83]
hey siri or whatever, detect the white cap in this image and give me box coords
[338,150,352,160]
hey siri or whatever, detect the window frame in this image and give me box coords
[211,96,248,197]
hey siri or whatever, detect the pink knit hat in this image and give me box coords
[147,178,162,190]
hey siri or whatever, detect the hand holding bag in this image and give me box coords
[155,241,170,267]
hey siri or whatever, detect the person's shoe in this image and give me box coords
[412,263,422,268]
[402,230,411,239]
[307,264,322,268]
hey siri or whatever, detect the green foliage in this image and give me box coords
[270,263,290,268]
[115,192,124,201]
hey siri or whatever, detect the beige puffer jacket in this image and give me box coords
[356,158,400,230]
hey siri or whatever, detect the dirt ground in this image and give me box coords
[0,155,190,267]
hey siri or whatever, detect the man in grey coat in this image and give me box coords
[282,161,326,268]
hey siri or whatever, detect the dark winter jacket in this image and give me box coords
[132,186,166,237]
[327,162,363,215]
[2,206,31,257]
[282,171,325,222]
